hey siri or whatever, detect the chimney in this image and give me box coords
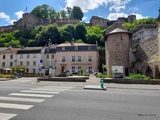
[96,40,98,48]
[71,38,74,45]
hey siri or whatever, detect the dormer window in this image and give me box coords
[62,47,65,50]
[88,46,92,50]
[75,46,78,50]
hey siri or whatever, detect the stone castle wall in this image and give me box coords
[0,13,79,32]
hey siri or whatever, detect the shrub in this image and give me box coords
[96,73,111,78]
[125,74,150,80]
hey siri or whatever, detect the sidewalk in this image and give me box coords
[34,76,160,91]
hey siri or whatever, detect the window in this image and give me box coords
[46,61,49,66]
[46,55,49,59]
[51,61,54,66]
[72,66,76,72]
[62,47,65,50]
[51,55,54,59]
[33,61,36,66]
[10,62,13,67]
[33,68,36,74]
[75,46,78,50]
[3,55,5,59]
[121,36,123,40]
[33,54,36,58]
[88,56,92,61]
[78,56,81,62]
[78,66,81,72]
[72,56,76,62]
[27,61,29,66]
[10,55,13,59]
[62,56,65,62]
[20,54,23,58]
[88,66,92,73]
[2,62,5,67]
[27,54,29,58]
[20,61,23,65]
[88,46,92,50]
[26,69,29,73]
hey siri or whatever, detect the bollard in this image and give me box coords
[100,78,104,88]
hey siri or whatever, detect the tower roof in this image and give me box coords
[109,28,130,35]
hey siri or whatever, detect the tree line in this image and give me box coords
[31,4,83,20]
[122,17,159,29]
[0,23,105,49]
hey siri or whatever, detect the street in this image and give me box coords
[0,77,160,120]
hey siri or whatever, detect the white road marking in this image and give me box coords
[20,90,60,94]
[30,88,68,92]
[0,113,17,120]
[0,96,45,103]
[9,93,54,98]
[0,103,33,110]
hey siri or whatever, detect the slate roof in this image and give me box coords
[109,28,130,35]
[0,48,20,53]
[104,22,128,37]
[56,43,98,52]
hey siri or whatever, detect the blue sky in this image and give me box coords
[0,0,160,26]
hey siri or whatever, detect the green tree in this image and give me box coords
[122,18,157,29]
[59,24,75,43]
[27,39,37,47]
[31,4,56,19]
[72,6,83,20]
[60,10,67,19]
[75,23,87,42]
[66,7,73,19]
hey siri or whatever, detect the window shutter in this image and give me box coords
[92,68,94,72]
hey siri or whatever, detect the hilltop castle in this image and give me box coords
[0,13,136,33]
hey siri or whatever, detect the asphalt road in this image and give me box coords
[0,77,160,120]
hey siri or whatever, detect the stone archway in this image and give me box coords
[145,66,153,78]
[155,66,160,79]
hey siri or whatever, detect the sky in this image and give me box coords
[0,0,160,26]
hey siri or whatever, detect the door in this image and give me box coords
[61,66,66,73]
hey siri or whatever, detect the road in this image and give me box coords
[0,77,160,120]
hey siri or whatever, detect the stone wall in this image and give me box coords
[131,25,160,78]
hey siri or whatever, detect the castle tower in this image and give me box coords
[105,27,131,77]
[127,15,136,23]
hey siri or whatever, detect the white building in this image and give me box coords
[16,47,45,74]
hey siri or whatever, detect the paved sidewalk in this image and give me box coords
[34,76,160,91]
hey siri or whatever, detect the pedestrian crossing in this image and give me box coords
[0,86,73,120]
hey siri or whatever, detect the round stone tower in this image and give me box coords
[105,27,131,77]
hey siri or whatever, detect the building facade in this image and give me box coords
[55,43,99,75]
[0,43,99,76]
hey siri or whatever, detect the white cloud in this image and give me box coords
[131,13,149,20]
[82,16,87,21]
[65,0,131,12]
[110,5,125,12]
[15,11,24,19]
[107,12,128,20]
[8,19,16,25]
[0,12,10,21]
[107,12,149,21]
